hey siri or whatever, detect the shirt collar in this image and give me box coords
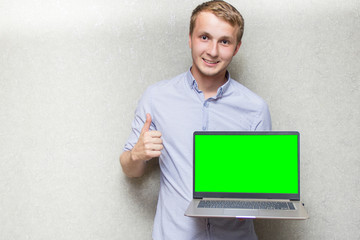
[186,68,231,98]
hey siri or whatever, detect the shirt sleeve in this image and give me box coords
[253,101,272,131]
[123,87,156,152]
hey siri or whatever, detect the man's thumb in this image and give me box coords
[141,113,152,133]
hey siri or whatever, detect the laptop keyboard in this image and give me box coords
[198,200,295,210]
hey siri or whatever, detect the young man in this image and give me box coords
[120,1,271,239]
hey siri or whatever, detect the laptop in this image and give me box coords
[185,131,309,219]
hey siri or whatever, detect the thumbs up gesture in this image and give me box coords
[131,114,163,162]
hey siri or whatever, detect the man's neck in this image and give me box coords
[191,69,227,100]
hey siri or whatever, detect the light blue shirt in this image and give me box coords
[124,70,271,240]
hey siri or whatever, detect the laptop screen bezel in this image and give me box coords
[193,131,301,201]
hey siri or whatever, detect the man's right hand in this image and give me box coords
[130,113,163,162]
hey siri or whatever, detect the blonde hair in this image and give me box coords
[189,0,244,43]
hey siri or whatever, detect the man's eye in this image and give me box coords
[201,36,208,40]
[221,40,229,44]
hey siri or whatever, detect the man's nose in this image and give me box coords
[207,41,219,57]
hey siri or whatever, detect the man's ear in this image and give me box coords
[188,34,192,49]
[233,41,242,56]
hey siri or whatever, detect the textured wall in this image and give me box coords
[0,0,359,239]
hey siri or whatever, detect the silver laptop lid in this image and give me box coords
[193,131,300,201]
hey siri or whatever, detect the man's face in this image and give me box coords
[189,11,241,81]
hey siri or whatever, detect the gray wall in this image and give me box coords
[1,0,359,239]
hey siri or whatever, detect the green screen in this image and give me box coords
[194,134,298,194]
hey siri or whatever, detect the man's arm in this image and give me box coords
[253,102,272,131]
[120,114,163,178]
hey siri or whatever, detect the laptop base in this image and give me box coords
[185,198,309,220]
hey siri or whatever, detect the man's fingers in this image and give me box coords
[143,138,163,151]
[145,150,162,158]
[146,130,162,138]
[135,114,163,161]
[151,137,163,144]
[141,113,152,134]
[149,143,164,151]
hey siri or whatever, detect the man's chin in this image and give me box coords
[191,63,227,80]
[199,68,226,78]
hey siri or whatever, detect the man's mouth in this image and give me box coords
[203,58,220,64]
